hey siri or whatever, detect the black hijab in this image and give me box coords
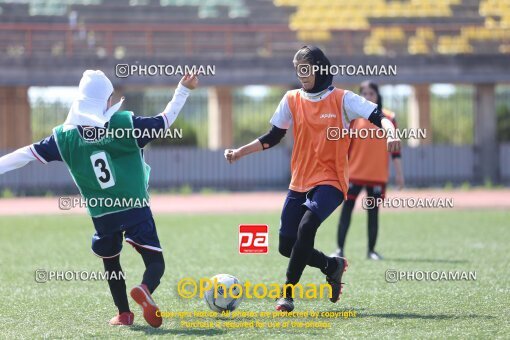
[294,45,334,93]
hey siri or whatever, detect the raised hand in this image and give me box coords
[180,73,199,90]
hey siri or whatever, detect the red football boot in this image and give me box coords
[109,312,134,326]
[130,284,162,328]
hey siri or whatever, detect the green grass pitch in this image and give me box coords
[0,209,508,338]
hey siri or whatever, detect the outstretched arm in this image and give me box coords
[224,125,287,164]
[159,74,198,129]
[133,74,198,148]
[224,139,263,164]
[0,146,37,175]
[225,93,291,164]
[0,135,62,175]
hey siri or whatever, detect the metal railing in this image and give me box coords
[0,23,495,58]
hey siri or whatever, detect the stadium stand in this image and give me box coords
[0,0,508,56]
[273,0,509,55]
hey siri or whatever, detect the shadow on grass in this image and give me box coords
[362,313,495,320]
[130,325,226,336]
[385,258,469,264]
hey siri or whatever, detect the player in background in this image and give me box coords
[0,70,198,327]
[224,46,401,312]
[332,81,405,261]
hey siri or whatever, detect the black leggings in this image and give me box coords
[337,184,381,252]
[103,248,165,313]
[282,209,337,286]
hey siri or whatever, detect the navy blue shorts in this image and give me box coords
[91,217,162,258]
[279,185,344,238]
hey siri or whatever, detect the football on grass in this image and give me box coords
[204,274,243,312]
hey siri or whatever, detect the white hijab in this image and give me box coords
[64,70,124,128]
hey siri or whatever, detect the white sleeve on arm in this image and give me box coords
[342,90,377,127]
[269,93,293,129]
[0,146,37,175]
[159,83,191,129]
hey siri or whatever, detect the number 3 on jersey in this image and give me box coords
[90,151,115,189]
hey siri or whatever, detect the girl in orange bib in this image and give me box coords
[333,81,405,261]
[225,46,400,312]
